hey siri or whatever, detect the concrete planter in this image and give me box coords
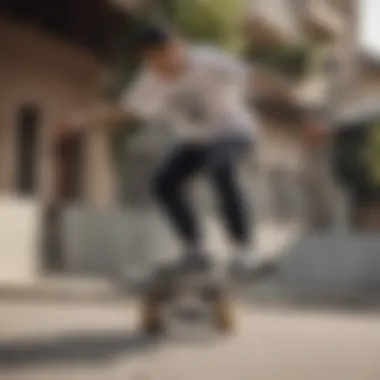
[279,233,380,299]
[62,206,180,277]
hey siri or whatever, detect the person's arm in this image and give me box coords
[56,103,132,143]
[59,68,165,146]
[69,104,130,130]
[58,71,157,140]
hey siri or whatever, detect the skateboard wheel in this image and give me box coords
[212,295,234,333]
[141,295,164,335]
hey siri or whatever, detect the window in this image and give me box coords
[16,105,40,196]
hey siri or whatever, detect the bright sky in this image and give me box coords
[360,0,380,55]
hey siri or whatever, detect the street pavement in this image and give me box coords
[1,300,380,380]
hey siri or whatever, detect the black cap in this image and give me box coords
[138,24,172,52]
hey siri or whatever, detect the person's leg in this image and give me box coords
[206,135,253,250]
[207,134,276,276]
[151,143,207,257]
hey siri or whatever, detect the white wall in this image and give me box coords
[0,196,41,285]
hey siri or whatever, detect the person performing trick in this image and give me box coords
[60,24,297,278]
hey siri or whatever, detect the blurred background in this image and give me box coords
[0,1,380,379]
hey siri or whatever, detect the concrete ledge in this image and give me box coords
[1,272,380,315]
[243,232,380,311]
[62,203,303,277]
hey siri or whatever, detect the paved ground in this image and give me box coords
[1,300,380,380]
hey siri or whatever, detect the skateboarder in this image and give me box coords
[60,24,295,276]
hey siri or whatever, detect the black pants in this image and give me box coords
[152,134,252,248]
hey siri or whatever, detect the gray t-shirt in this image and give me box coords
[120,45,260,143]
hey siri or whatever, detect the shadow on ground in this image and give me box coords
[0,323,224,369]
[0,330,159,368]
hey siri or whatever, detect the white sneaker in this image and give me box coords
[229,249,277,279]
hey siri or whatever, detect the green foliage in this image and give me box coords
[333,122,380,206]
[333,131,365,188]
[361,123,380,186]
[245,43,312,80]
[164,0,246,52]
[100,18,147,170]
[108,117,146,173]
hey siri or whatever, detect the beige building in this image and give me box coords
[0,2,132,282]
[0,16,110,204]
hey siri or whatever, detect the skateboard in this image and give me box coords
[138,264,234,335]
[129,257,279,336]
